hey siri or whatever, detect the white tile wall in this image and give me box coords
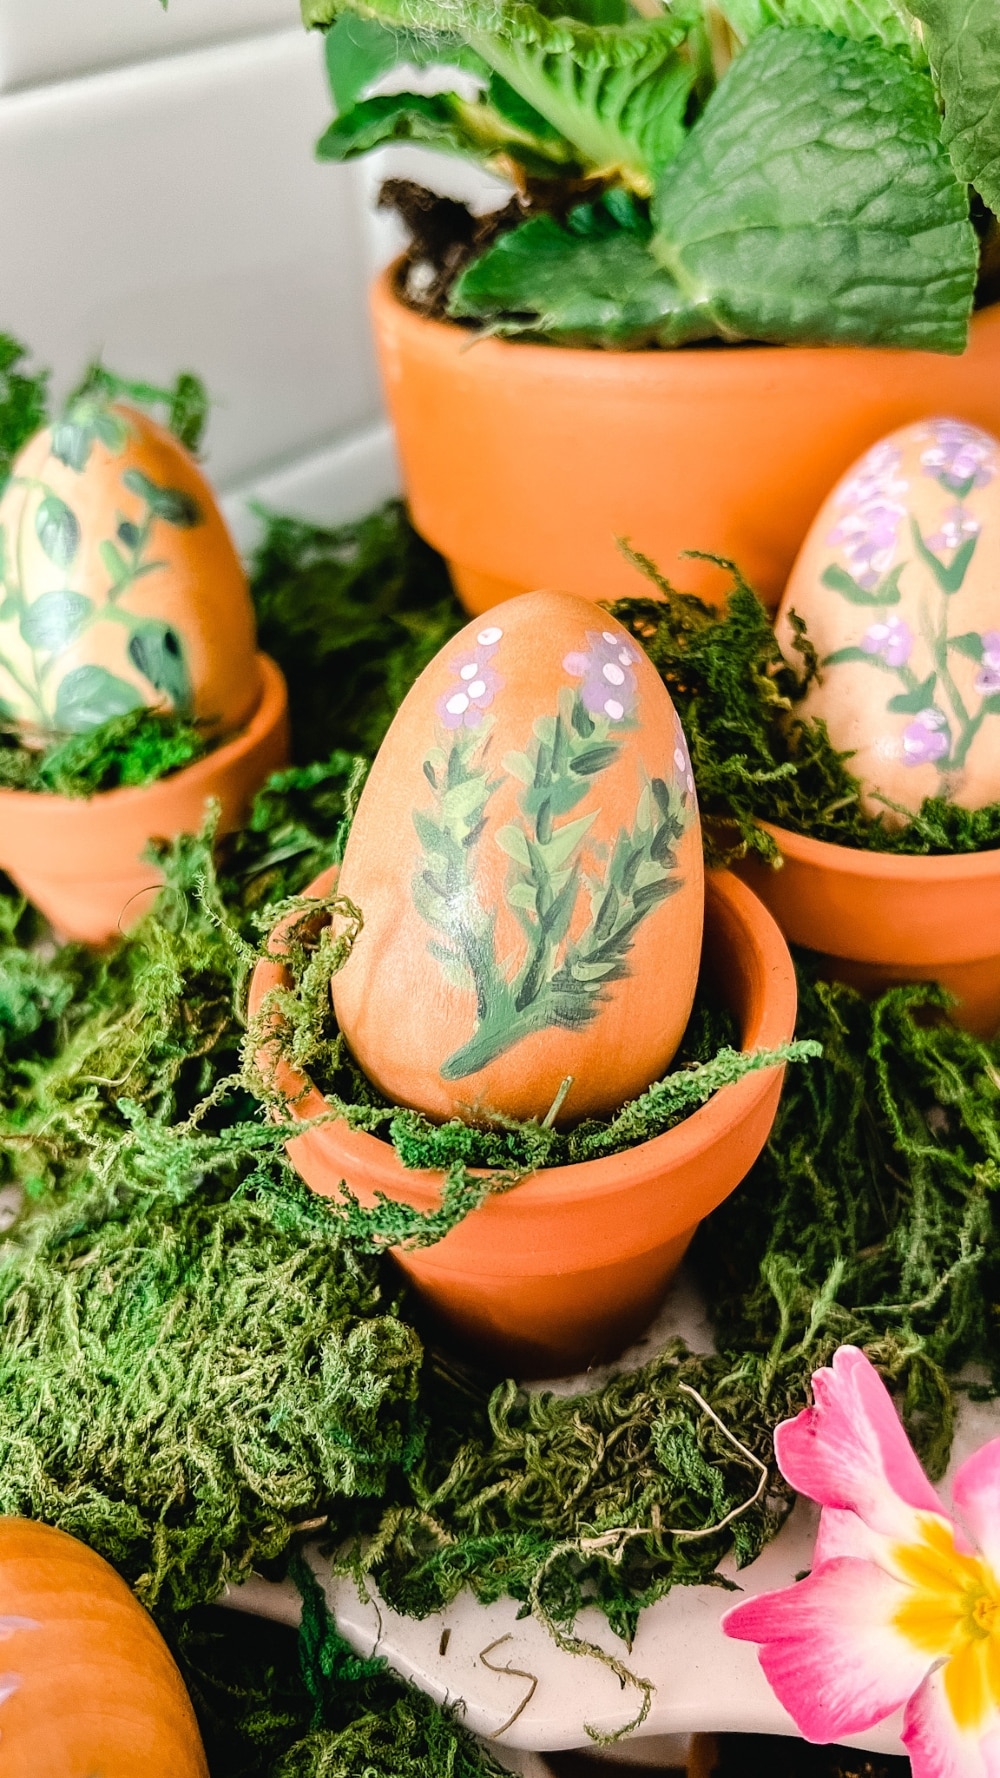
[0,13,402,539]
[0,0,299,93]
[0,30,373,478]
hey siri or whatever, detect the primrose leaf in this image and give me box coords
[650,27,975,351]
[715,0,924,56]
[54,665,143,734]
[20,591,92,654]
[317,89,574,175]
[904,0,1000,212]
[324,14,456,112]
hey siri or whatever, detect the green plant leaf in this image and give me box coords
[122,468,202,529]
[54,664,143,734]
[887,674,937,713]
[317,89,573,175]
[20,591,92,654]
[950,631,985,662]
[910,516,979,593]
[650,28,975,351]
[981,692,1000,715]
[0,336,48,498]
[128,623,192,715]
[324,13,472,112]
[453,30,976,350]
[99,540,129,587]
[822,644,881,666]
[34,495,80,570]
[715,0,924,56]
[820,563,904,606]
[904,0,1000,211]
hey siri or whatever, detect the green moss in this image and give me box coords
[0,708,209,796]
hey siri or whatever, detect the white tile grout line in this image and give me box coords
[0,24,315,116]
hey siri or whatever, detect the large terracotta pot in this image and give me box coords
[738,823,1000,1037]
[0,653,289,944]
[248,866,797,1376]
[371,273,1000,614]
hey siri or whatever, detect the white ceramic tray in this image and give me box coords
[222,1269,989,1760]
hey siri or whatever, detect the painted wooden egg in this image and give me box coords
[0,398,259,745]
[776,417,1000,820]
[332,590,704,1126]
[0,1518,208,1776]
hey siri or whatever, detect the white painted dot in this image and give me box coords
[604,698,625,721]
[674,747,687,770]
[687,772,695,794]
[619,649,634,666]
[467,680,487,699]
[602,630,618,645]
[602,663,625,685]
[460,662,479,680]
[477,626,503,645]
[446,692,470,715]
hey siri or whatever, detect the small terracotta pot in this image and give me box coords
[248,867,798,1376]
[371,272,1000,614]
[737,823,1000,1037]
[0,653,289,945]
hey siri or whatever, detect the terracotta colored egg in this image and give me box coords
[332,590,704,1126]
[776,417,1000,820]
[0,400,259,745]
[0,1518,208,1776]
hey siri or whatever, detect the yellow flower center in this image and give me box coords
[893,1518,1000,1732]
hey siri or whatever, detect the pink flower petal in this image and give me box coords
[774,1346,945,1539]
[903,1665,998,1778]
[952,1440,1000,1576]
[722,1556,929,1740]
[815,1504,894,1567]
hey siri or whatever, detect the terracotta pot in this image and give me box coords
[0,652,289,945]
[371,273,1000,614]
[248,867,797,1376]
[737,823,1000,1037]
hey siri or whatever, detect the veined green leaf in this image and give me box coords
[904,0,1000,213]
[715,0,924,57]
[324,13,464,112]
[318,89,577,174]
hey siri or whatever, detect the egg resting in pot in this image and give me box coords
[775,417,1000,822]
[0,398,259,746]
[331,589,705,1127]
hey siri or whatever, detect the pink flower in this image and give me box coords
[563,628,640,723]
[723,1347,1000,1778]
[902,707,950,767]
[437,625,505,730]
[921,421,997,496]
[927,505,982,555]
[862,615,912,668]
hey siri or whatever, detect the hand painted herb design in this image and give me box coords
[821,419,1000,780]
[413,625,692,1082]
[0,398,199,736]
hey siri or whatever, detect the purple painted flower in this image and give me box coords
[920,419,997,494]
[975,629,1000,696]
[437,624,504,730]
[827,442,908,590]
[861,614,912,668]
[926,503,981,554]
[901,707,950,767]
[563,628,640,723]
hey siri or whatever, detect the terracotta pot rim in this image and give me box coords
[760,817,1000,883]
[374,266,1000,373]
[247,865,798,1210]
[0,652,284,822]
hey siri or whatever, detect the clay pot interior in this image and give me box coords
[248,868,797,1377]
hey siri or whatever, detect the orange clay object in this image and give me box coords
[249,867,797,1376]
[371,272,1000,615]
[0,404,259,745]
[0,652,289,944]
[0,1518,208,1778]
[330,591,704,1126]
[737,823,1000,1038]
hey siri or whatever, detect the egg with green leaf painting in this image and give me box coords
[0,396,258,746]
[776,417,1000,822]
[331,589,704,1126]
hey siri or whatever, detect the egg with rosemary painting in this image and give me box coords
[331,589,704,1127]
[0,393,258,746]
[775,417,1000,822]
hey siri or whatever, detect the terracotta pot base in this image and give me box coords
[250,868,798,1376]
[738,823,1000,1038]
[0,653,289,944]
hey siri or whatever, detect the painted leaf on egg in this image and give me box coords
[34,496,80,570]
[412,628,692,1081]
[19,591,92,654]
[54,664,143,733]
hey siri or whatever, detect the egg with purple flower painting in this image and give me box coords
[331,589,703,1125]
[775,417,1000,820]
